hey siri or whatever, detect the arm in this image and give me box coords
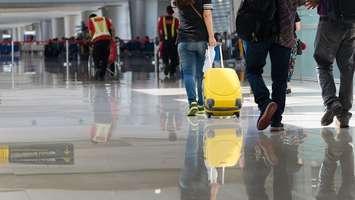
[295,22,302,32]
[203,9,217,46]
[175,18,180,31]
[295,13,301,31]
[107,18,115,37]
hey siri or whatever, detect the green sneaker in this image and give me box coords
[187,102,198,116]
[197,106,205,115]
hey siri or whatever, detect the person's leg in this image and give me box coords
[245,41,271,111]
[93,42,101,80]
[317,128,340,200]
[335,27,355,128]
[178,42,198,115]
[338,142,354,200]
[269,44,291,127]
[314,20,343,126]
[162,42,170,76]
[195,42,207,107]
[94,40,109,81]
[100,40,111,80]
[243,135,271,200]
[170,43,179,76]
[245,41,277,130]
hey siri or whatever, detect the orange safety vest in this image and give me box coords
[91,17,110,41]
[162,16,176,41]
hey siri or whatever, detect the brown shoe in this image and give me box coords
[257,102,278,130]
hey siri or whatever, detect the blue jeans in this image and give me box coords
[178,42,207,105]
[245,40,291,124]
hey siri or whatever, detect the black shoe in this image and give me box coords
[286,88,292,94]
[270,123,285,132]
[321,101,343,126]
[336,112,352,129]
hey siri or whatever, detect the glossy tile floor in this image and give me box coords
[0,55,353,199]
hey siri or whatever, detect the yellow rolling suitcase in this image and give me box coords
[204,45,242,118]
[204,123,243,184]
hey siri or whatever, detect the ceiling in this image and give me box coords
[0,1,125,28]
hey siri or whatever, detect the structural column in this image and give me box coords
[129,0,146,38]
[33,23,43,41]
[17,27,25,42]
[41,20,52,41]
[51,17,65,39]
[102,4,132,40]
[11,28,18,41]
[144,0,158,38]
[64,14,81,38]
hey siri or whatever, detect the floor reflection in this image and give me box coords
[0,54,354,199]
[243,122,306,200]
[316,128,354,200]
[180,119,243,200]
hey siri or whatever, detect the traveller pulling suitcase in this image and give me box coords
[204,45,243,118]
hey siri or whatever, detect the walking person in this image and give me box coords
[157,5,180,78]
[306,0,355,128]
[87,13,114,81]
[175,0,217,116]
[236,0,306,131]
[287,12,302,94]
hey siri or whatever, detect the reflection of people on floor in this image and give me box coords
[160,112,180,141]
[90,84,117,143]
[243,126,305,200]
[159,96,183,141]
[180,121,211,200]
[316,128,354,200]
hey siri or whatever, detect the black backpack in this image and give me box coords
[329,0,355,21]
[235,0,279,43]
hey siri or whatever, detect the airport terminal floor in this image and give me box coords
[0,54,354,200]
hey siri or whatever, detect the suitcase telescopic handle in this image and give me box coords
[217,43,224,68]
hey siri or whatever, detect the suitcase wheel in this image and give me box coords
[234,112,240,119]
[207,130,215,138]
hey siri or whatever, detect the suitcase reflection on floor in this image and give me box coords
[179,119,243,200]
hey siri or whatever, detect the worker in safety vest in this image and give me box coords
[157,6,179,77]
[87,13,113,81]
